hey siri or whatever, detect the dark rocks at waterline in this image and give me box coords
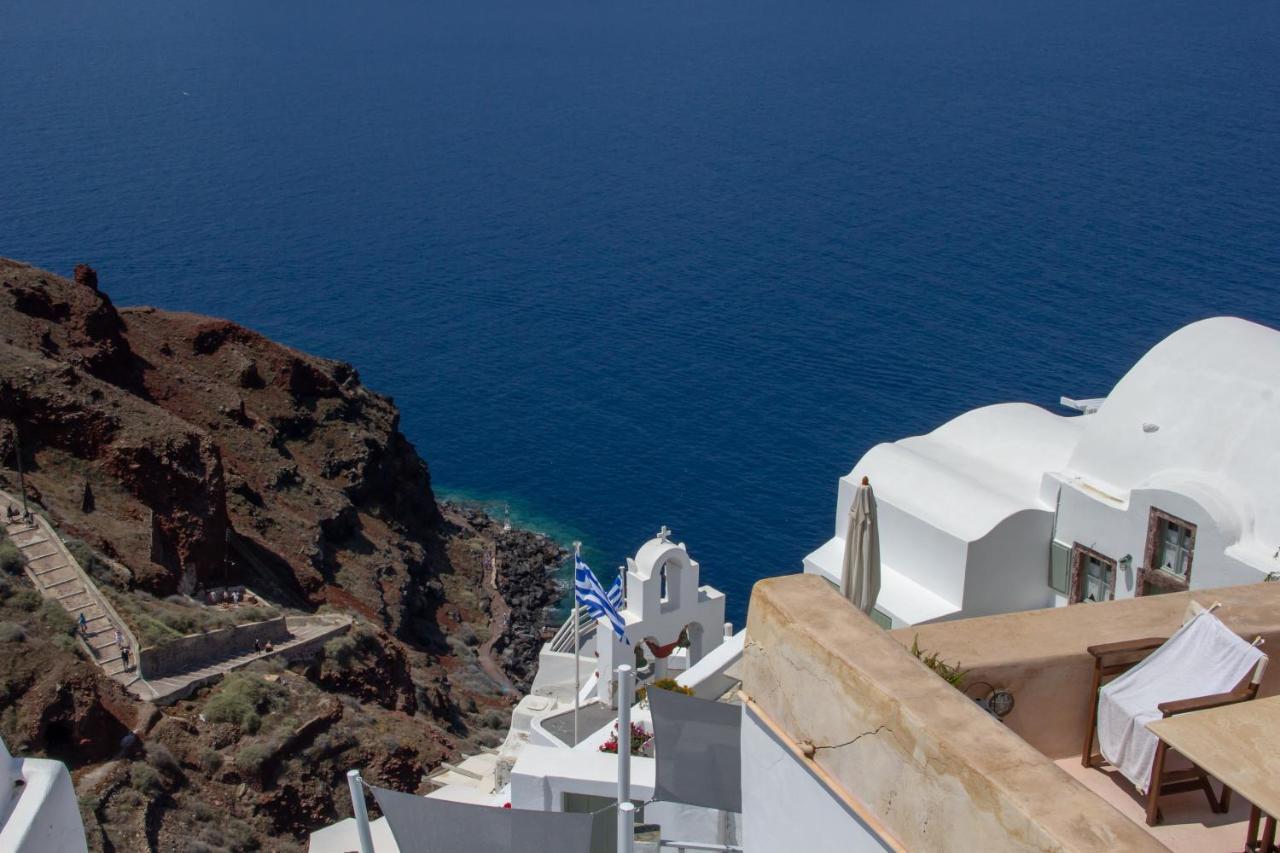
[442,502,566,692]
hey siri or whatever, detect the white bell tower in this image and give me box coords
[595,527,726,705]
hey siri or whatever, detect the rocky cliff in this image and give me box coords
[0,259,565,850]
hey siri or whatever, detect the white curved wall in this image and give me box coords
[0,745,88,853]
[959,509,1059,620]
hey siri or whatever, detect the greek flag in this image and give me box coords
[607,574,623,609]
[575,556,629,644]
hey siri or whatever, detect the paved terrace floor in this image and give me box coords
[896,581,1280,853]
[540,701,619,747]
[1056,758,1251,853]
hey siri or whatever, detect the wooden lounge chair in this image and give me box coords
[1080,604,1269,825]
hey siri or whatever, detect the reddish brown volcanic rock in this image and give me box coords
[0,258,443,621]
[0,339,229,593]
[0,258,567,851]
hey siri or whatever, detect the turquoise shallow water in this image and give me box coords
[3,0,1278,625]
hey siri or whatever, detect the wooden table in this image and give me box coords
[1149,695,1280,852]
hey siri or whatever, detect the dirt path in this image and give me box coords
[476,548,515,694]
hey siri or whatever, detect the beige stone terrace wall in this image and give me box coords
[743,575,1165,853]
[893,582,1280,760]
[140,616,291,679]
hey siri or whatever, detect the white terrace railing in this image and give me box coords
[548,605,598,653]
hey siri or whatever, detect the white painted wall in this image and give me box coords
[675,629,744,699]
[870,500,968,606]
[1054,481,1271,601]
[740,710,894,853]
[509,746,655,811]
[0,740,88,853]
[957,509,1058,620]
[0,738,13,827]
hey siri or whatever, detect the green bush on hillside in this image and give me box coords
[234,743,271,775]
[0,571,41,612]
[323,634,358,670]
[0,541,22,575]
[197,748,223,774]
[39,599,77,636]
[323,625,380,673]
[6,588,43,612]
[129,763,164,796]
[203,672,288,735]
[145,743,182,777]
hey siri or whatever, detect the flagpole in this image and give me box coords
[573,541,581,746]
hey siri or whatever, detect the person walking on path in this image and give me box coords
[119,643,130,671]
[78,612,88,635]
[114,628,124,648]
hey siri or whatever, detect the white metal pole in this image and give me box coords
[573,541,582,745]
[616,663,634,850]
[347,769,375,853]
[617,801,636,853]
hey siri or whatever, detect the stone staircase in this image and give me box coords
[136,614,352,704]
[1,488,352,704]
[1,496,138,685]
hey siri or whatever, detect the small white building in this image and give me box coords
[805,317,1280,626]
[595,531,727,705]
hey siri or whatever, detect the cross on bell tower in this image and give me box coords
[656,525,672,542]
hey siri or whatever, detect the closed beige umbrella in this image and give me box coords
[840,476,881,614]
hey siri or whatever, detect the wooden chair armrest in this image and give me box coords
[1158,690,1252,716]
[1086,637,1168,658]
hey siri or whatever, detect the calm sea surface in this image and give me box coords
[3,0,1278,624]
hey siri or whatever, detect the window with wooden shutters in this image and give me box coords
[1139,508,1196,595]
[1069,544,1116,604]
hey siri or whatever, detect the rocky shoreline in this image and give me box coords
[442,501,567,693]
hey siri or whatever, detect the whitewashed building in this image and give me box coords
[805,316,1280,626]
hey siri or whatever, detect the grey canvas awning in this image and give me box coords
[648,688,742,813]
[371,786,596,853]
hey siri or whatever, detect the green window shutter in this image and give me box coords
[1049,540,1071,594]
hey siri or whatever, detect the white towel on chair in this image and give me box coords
[1096,610,1264,793]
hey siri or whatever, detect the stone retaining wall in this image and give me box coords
[140,617,291,679]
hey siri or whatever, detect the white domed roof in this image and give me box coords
[854,402,1081,541]
[1066,316,1280,549]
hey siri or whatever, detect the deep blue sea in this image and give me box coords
[3,0,1278,625]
